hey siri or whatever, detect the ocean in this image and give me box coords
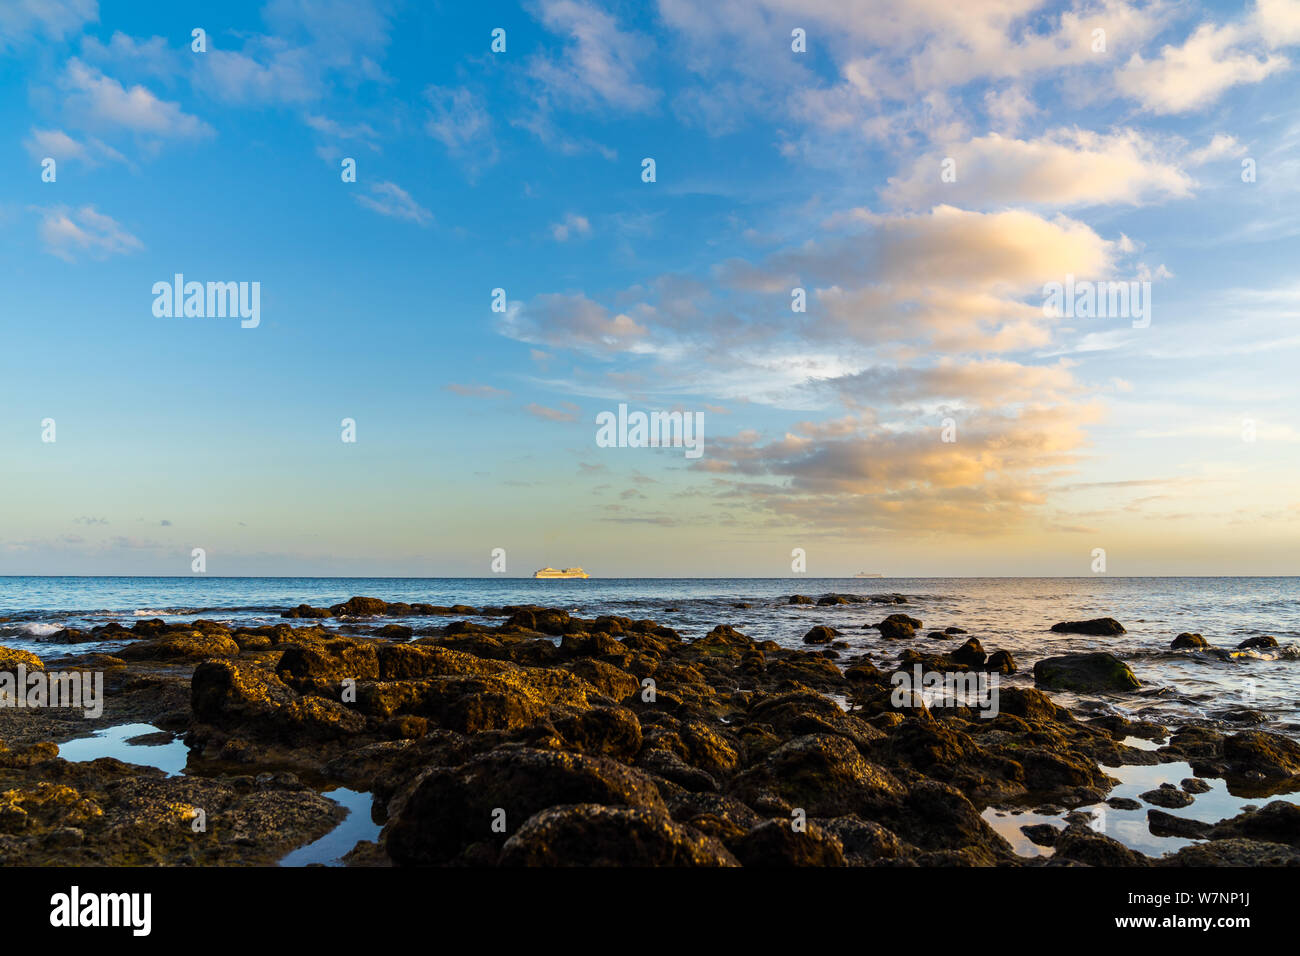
[2,575,1297,735]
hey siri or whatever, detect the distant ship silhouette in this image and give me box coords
[533,567,590,579]
[854,571,884,578]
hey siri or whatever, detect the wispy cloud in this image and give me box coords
[424,85,496,173]
[0,0,97,48]
[528,0,659,112]
[34,205,142,261]
[524,402,579,423]
[354,180,431,225]
[446,383,511,399]
[61,58,211,139]
[549,212,591,241]
[23,127,126,166]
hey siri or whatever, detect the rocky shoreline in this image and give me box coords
[1,596,1298,866]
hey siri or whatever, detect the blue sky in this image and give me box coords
[2,0,1299,576]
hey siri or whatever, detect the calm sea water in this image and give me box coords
[1,576,1297,733]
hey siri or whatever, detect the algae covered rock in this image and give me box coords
[118,630,240,662]
[1049,617,1126,636]
[730,818,846,866]
[730,733,905,817]
[1221,730,1300,779]
[1032,652,1141,692]
[383,747,667,865]
[0,647,43,672]
[802,625,838,645]
[499,803,738,866]
[874,614,922,640]
[329,596,390,617]
[1238,635,1279,650]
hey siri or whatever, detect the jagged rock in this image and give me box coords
[0,648,43,671]
[821,815,905,863]
[1161,838,1300,866]
[1140,783,1195,808]
[1147,810,1211,839]
[1206,800,1300,846]
[1222,730,1300,779]
[729,819,845,866]
[282,604,332,619]
[948,638,986,668]
[882,780,1015,862]
[329,597,390,617]
[119,630,240,662]
[383,747,667,865]
[1021,823,1061,847]
[499,804,738,866]
[985,650,1017,674]
[1053,823,1149,866]
[730,734,904,818]
[555,707,642,761]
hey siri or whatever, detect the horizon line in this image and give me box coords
[1,574,1298,580]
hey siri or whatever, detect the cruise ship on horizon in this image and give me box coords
[533,567,590,579]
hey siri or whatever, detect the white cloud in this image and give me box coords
[35,205,142,261]
[884,129,1196,209]
[550,212,591,241]
[0,0,96,48]
[262,0,393,65]
[1117,22,1288,114]
[80,31,179,80]
[195,44,321,104]
[23,127,126,166]
[662,0,1166,136]
[61,59,211,138]
[983,84,1038,135]
[502,292,648,354]
[304,114,376,140]
[193,1,393,105]
[1186,132,1246,164]
[1257,0,1300,47]
[528,0,659,111]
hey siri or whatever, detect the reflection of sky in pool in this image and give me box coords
[58,721,382,866]
[984,737,1300,859]
[279,788,382,867]
[57,722,189,776]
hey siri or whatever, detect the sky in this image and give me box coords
[1,0,1298,577]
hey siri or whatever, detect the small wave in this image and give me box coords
[1235,645,1300,661]
[1120,649,1230,669]
[6,622,63,639]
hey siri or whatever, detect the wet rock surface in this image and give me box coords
[1033,653,1142,693]
[1049,618,1127,637]
[1,600,1297,866]
[1171,633,1210,650]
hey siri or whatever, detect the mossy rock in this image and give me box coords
[0,647,43,672]
[1049,618,1126,636]
[1032,652,1140,692]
